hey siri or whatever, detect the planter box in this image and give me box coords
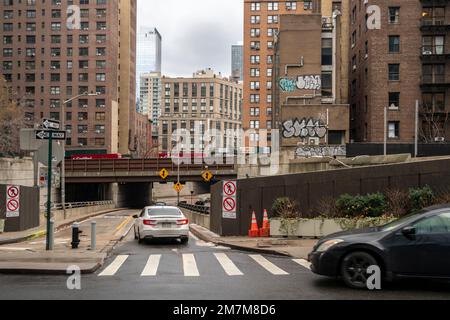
[0,219,4,233]
[270,216,396,238]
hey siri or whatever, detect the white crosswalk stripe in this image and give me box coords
[214,253,243,276]
[183,254,200,277]
[249,255,289,275]
[98,253,307,277]
[293,259,311,270]
[141,255,161,277]
[99,255,129,276]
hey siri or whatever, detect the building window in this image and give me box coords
[388,64,400,81]
[250,2,261,11]
[388,7,400,24]
[389,36,400,53]
[268,2,279,11]
[388,122,400,139]
[322,38,333,65]
[388,92,400,109]
[286,2,297,11]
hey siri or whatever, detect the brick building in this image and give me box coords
[0,0,142,155]
[349,0,450,144]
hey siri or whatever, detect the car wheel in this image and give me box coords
[340,251,379,290]
[134,226,138,240]
[138,230,144,244]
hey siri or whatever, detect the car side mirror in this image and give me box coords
[402,226,416,240]
[133,215,139,219]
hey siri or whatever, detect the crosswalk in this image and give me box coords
[98,253,311,278]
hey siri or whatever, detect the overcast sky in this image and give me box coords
[137,0,243,77]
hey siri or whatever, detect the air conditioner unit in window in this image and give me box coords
[82,104,88,108]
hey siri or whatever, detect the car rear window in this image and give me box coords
[147,208,182,217]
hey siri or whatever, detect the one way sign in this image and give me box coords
[42,118,61,130]
[35,130,66,141]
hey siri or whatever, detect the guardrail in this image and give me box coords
[178,202,210,215]
[50,201,114,211]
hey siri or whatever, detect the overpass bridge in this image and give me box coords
[64,158,237,208]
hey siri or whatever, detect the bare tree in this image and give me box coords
[0,77,24,156]
[419,106,449,143]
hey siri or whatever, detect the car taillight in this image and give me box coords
[143,220,157,226]
[177,219,189,225]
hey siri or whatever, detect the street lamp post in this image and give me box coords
[61,92,98,219]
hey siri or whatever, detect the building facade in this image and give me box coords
[136,27,162,100]
[349,0,450,144]
[273,8,350,159]
[139,72,162,137]
[158,69,243,156]
[0,0,139,155]
[231,44,244,81]
[243,0,319,137]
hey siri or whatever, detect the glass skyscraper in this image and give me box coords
[231,44,243,81]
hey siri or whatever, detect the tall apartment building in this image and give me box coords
[243,0,319,135]
[272,2,350,158]
[350,0,450,144]
[0,0,139,155]
[231,44,243,81]
[139,72,162,139]
[136,27,162,100]
[158,69,243,156]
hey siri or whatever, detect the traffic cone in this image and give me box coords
[248,211,260,238]
[259,209,271,238]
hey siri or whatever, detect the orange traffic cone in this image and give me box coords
[259,209,271,238]
[248,211,260,238]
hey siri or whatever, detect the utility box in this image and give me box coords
[0,185,40,232]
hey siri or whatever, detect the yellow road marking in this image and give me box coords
[114,216,133,235]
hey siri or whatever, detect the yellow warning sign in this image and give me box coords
[174,182,184,193]
[202,170,213,182]
[159,168,169,180]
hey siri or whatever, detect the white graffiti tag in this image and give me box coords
[282,118,327,139]
[295,146,347,159]
[297,75,321,90]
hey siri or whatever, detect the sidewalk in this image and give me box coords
[189,224,317,259]
[0,209,138,274]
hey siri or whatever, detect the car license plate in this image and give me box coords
[162,223,172,229]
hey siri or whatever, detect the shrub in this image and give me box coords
[409,186,435,212]
[271,197,301,219]
[385,189,409,217]
[316,196,339,218]
[336,193,387,218]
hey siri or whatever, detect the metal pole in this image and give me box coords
[384,107,388,156]
[32,151,38,187]
[177,156,180,205]
[91,221,97,251]
[46,133,53,251]
[61,100,66,219]
[415,100,419,158]
[49,219,54,250]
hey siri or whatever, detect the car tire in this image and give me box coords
[134,227,138,240]
[340,251,379,290]
[138,230,144,244]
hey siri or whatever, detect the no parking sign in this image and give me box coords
[6,185,20,218]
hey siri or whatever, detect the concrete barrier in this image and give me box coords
[40,203,116,224]
[183,209,210,230]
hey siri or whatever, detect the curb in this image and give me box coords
[0,263,102,275]
[0,208,125,246]
[189,225,292,257]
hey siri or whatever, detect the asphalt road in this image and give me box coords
[1,229,450,300]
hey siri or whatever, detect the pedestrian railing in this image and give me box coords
[178,202,210,215]
[50,200,114,210]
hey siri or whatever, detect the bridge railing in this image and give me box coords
[65,158,235,173]
[178,202,210,215]
[50,201,114,210]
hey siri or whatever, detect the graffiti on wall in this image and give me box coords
[295,146,347,159]
[282,118,328,139]
[279,75,322,92]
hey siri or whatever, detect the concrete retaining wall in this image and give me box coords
[183,209,210,230]
[40,203,116,224]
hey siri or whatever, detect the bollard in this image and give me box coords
[91,221,97,251]
[71,223,82,249]
[49,220,55,251]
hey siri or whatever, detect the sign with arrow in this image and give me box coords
[42,118,61,130]
[159,168,169,180]
[202,170,214,183]
[35,130,66,141]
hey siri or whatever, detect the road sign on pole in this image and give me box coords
[222,180,238,219]
[6,186,20,218]
[202,170,213,183]
[159,168,169,180]
[36,130,66,141]
[42,118,61,130]
[174,182,184,193]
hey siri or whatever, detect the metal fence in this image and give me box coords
[178,202,210,214]
[347,143,450,158]
[49,201,114,211]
